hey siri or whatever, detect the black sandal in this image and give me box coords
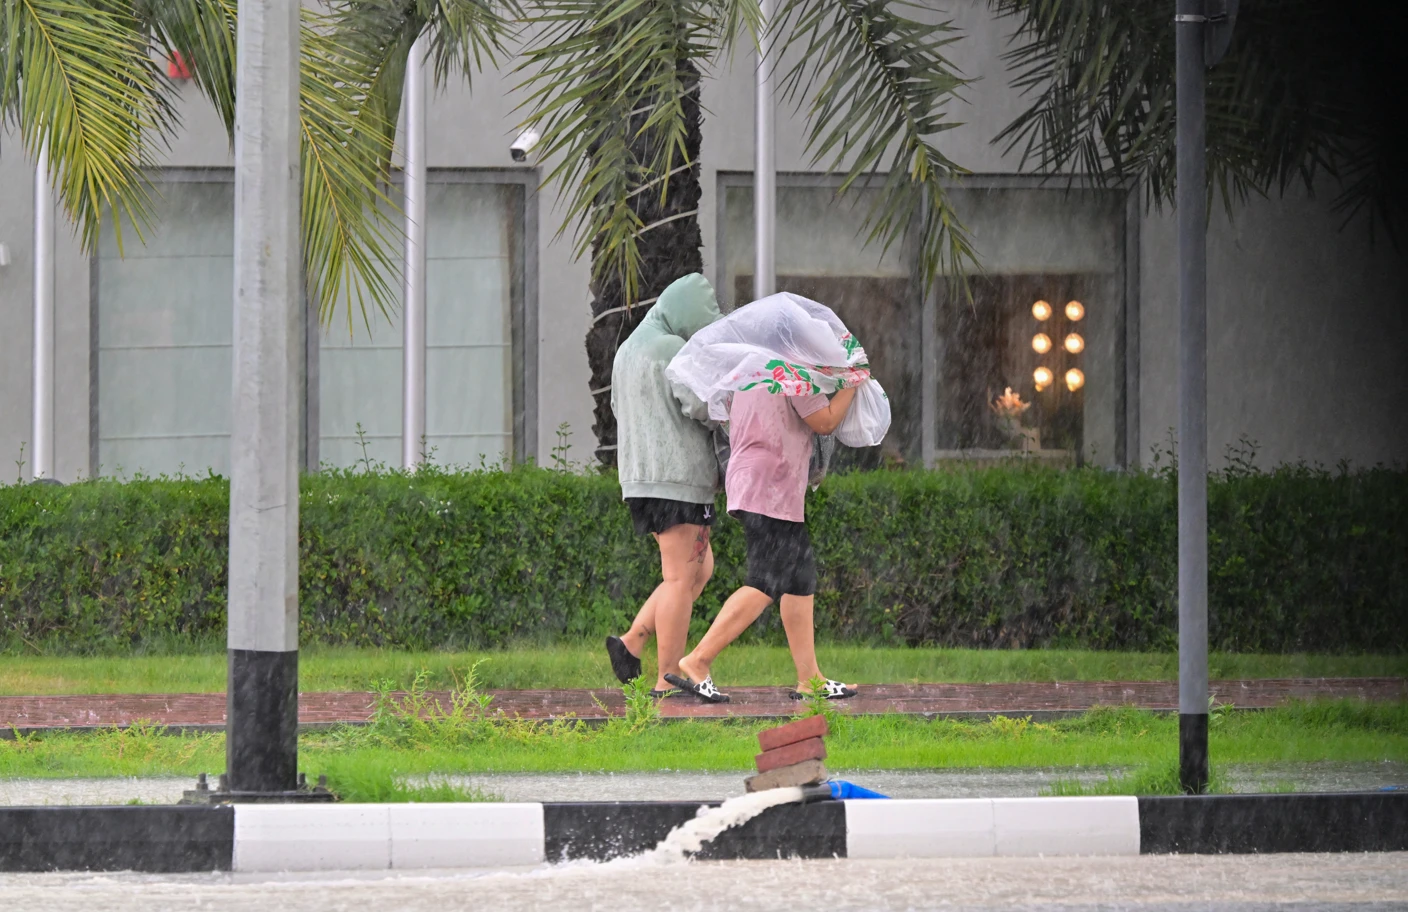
[648,688,685,699]
[789,679,858,700]
[605,636,642,684]
[664,672,731,704]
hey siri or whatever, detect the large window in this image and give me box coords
[93,171,533,478]
[318,178,529,470]
[94,177,235,477]
[717,175,1131,467]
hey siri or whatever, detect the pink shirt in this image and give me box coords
[725,389,828,522]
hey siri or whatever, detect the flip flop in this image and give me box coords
[648,688,685,699]
[664,672,731,704]
[605,636,642,684]
[789,679,858,700]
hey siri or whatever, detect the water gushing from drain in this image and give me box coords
[642,786,806,863]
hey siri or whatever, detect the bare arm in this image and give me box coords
[802,385,860,435]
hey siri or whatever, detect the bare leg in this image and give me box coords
[779,594,825,690]
[619,523,715,653]
[677,586,773,683]
[620,582,662,659]
[652,524,712,690]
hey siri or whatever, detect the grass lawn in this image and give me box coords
[3,698,1404,800]
[3,645,1404,695]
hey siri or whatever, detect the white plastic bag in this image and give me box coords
[833,379,891,448]
[665,292,888,447]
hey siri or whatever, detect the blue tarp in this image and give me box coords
[828,780,889,800]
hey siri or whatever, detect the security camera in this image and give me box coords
[509,127,541,163]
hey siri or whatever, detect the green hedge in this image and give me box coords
[1,462,1404,654]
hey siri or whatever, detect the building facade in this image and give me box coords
[1,1,1404,481]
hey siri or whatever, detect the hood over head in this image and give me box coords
[647,273,722,340]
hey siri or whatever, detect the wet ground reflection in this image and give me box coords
[1,854,1405,911]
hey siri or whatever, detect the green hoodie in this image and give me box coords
[612,273,723,503]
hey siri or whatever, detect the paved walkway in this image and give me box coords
[3,678,1403,733]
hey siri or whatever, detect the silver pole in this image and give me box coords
[753,0,776,300]
[402,34,428,469]
[32,143,55,480]
[1175,0,1209,794]
[227,0,302,794]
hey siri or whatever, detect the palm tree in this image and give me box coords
[330,1,978,465]
[0,0,411,325]
[990,0,1404,240]
[518,0,978,464]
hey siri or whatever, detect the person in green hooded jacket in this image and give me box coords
[604,273,725,696]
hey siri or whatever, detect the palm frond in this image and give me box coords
[990,0,1400,238]
[313,0,515,332]
[300,9,404,334]
[0,0,175,253]
[515,0,719,306]
[135,0,238,134]
[775,0,977,289]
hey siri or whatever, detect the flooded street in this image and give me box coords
[4,762,1404,806]
[2,853,1404,911]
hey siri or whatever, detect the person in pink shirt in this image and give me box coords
[665,382,866,703]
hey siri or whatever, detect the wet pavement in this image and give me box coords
[1,853,1404,911]
[3,761,1405,805]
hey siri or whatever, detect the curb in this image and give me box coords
[1,793,1403,873]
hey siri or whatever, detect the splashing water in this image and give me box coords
[643,787,806,864]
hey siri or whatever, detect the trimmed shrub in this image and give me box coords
[1,461,1403,654]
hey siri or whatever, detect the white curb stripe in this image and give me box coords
[992,797,1140,856]
[845,799,995,859]
[390,803,545,869]
[233,804,545,872]
[845,797,1140,858]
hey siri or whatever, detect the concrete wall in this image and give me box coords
[2,1,1404,478]
[1138,189,1408,469]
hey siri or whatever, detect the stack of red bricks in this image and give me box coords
[744,714,829,793]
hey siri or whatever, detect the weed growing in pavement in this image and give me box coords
[794,677,847,735]
[617,675,661,733]
[340,663,504,750]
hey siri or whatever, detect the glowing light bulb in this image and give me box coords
[1034,366,1053,391]
[1032,333,1053,354]
[1065,368,1085,391]
[1064,333,1085,354]
[1032,300,1052,321]
[1065,300,1085,321]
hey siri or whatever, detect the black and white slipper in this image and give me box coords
[789,679,858,700]
[605,636,642,684]
[664,673,731,704]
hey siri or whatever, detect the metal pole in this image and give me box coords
[1175,0,1209,795]
[32,143,55,480]
[402,34,428,469]
[227,0,302,795]
[753,0,776,300]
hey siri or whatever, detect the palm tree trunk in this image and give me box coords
[585,59,703,467]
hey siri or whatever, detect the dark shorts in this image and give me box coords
[732,510,817,601]
[626,497,716,536]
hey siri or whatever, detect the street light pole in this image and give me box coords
[753,0,776,300]
[227,0,302,795]
[402,34,428,470]
[1176,0,1210,795]
[32,143,55,481]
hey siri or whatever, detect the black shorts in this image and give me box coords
[732,510,817,601]
[626,497,716,536]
